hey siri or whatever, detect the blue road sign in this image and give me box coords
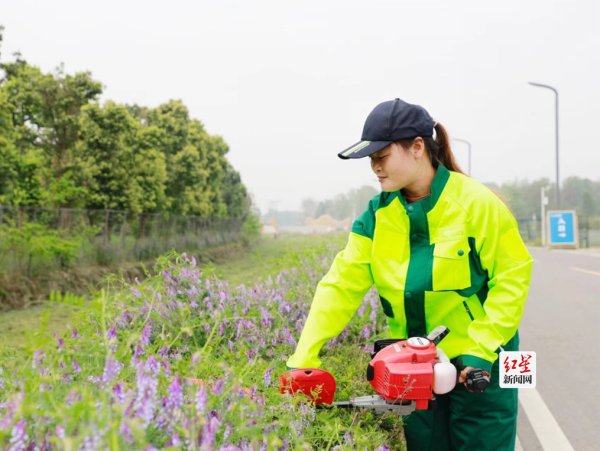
[548,210,577,246]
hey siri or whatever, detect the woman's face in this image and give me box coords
[369,142,420,192]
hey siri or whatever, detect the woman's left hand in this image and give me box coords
[458,366,475,384]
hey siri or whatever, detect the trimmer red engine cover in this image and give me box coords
[367,336,437,410]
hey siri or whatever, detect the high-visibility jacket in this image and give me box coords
[287,165,533,372]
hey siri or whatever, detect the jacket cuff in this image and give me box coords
[456,354,493,373]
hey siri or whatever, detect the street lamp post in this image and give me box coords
[453,138,472,175]
[528,81,560,207]
[541,186,549,246]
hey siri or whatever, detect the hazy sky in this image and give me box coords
[2,0,599,213]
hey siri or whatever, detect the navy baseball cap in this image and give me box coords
[338,98,435,159]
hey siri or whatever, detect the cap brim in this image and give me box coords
[337,140,392,159]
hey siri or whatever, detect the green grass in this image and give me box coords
[204,232,346,286]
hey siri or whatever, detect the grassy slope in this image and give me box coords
[0,233,347,352]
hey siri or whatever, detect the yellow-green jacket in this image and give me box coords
[287,166,533,372]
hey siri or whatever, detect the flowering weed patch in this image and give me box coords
[0,239,405,449]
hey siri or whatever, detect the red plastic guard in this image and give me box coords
[279,368,336,405]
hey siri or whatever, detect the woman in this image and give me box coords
[286,98,533,450]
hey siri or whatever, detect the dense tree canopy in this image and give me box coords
[0,36,250,220]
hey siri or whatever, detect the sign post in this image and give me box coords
[547,210,578,249]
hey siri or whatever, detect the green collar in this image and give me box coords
[398,165,450,213]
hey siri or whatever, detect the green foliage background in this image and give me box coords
[0,36,250,221]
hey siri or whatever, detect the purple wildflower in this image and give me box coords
[56,336,65,352]
[377,446,391,451]
[163,270,176,285]
[141,324,152,348]
[299,401,316,422]
[249,385,257,402]
[65,390,81,406]
[161,359,172,377]
[106,325,117,340]
[70,328,79,339]
[361,324,371,339]
[196,385,207,415]
[72,359,81,374]
[131,287,142,298]
[246,348,256,360]
[32,350,44,369]
[279,301,292,314]
[113,382,127,405]
[222,424,232,440]
[101,356,123,386]
[344,431,354,445]
[166,376,183,412]
[0,392,23,429]
[200,415,220,449]
[8,418,28,451]
[81,427,103,451]
[119,420,133,444]
[144,356,160,377]
[370,309,377,325]
[132,344,144,364]
[167,433,182,447]
[358,304,366,317]
[211,378,224,395]
[55,425,66,439]
[133,358,159,426]
[260,307,272,328]
[263,368,273,387]
[283,328,296,346]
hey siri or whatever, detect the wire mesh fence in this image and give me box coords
[0,206,244,276]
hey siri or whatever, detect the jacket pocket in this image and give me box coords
[432,239,471,291]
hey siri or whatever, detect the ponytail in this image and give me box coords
[396,122,464,174]
[424,123,463,174]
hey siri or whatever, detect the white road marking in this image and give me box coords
[515,436,524,451]
[571,266,600,277]
[519,388,574,451]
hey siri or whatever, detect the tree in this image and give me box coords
[220,163,249,219]
[77,102,139,211]
[0,57,103,208]
[0,34,252,222]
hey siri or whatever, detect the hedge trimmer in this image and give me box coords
[280,326,461,414]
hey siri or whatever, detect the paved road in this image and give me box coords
[517,247,600,450]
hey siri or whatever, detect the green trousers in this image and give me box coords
[403,337,519,451]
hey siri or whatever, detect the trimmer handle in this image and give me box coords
[426,326,450,345]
